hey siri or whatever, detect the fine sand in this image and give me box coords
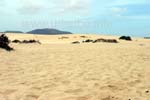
[0,33,150,100]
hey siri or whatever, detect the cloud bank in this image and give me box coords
[0,0,150,36]
[17,0,91,15]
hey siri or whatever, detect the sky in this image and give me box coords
[0,0,150,37]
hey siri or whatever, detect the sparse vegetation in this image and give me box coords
[72,41,80,44]
[59,36,69,39]
[12,39,41,44]
[119,36,132,41]
[0,34,13,51]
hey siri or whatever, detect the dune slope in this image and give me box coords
[0,34,150,100]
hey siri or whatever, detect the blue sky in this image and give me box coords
[0,0,150,37]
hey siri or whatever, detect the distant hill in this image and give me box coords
[27,28,72,35]
[4,31,24,33]
[144,37,150,39]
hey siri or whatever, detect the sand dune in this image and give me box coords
[0,33,150,100]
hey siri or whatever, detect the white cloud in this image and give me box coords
[58,0,91,13]
[17,0,46,14]
[111,7,127,13]
[1,0,149,18]
[121,15,150,20]
[0,0,5,6]
[108,0,150,18]
[17,0,91,15]
[112,0,150,6]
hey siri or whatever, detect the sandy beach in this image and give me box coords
[0,33,150,100]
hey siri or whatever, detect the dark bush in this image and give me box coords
[119,36,132,41]
[83,39,93,43]
[93,38,118,43]
[12,39,21,43]
[72,41,80,44]
[24,40,41,44]
[13,39,41,44]
[0,34,13,51]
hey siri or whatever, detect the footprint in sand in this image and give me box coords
[64,88,83,95]
[0,89,17,95]
[25,94,39,100]
[0,94,8,100]
[101,96,119,100]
